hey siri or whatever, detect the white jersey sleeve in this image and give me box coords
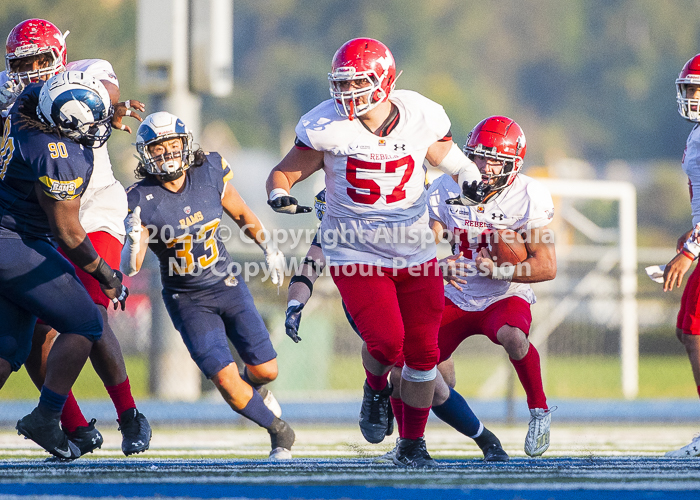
[519,179,555,230]
[682,125,700,226]
[427,174,458,225]
[66,59,119,88]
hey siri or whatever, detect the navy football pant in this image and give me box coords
[162,276,277,379]
[0,234,103,371]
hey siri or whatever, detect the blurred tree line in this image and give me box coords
[2,0,700,240]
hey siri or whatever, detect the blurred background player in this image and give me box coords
[427,116,557,457]
[0,18,151,457]
[123,111,294,459]
[0,71,126,459]
[285,188,510,462]
[267,37,484,468]
[660,54,700,457]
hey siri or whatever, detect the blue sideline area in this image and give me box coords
[0,398,698,427]
[1,483,698,500]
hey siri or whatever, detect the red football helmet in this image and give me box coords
[677,54,700,122]
[5,19,67,84]
[328,38,397,119]
[463,116,526,200]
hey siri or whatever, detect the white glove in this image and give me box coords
[125,206,143,244]
[0,80,23,112]
[121,207,143,276]
[264,246,286,286]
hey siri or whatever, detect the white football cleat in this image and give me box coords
[665,434,700,458]
[259,387,282,418]
[269,447,292,460]
[524,407,556,457]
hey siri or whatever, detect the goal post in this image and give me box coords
[536,178,639,399]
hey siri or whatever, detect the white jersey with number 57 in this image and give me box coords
[296,89,451,221]
[296,90,451,267]
[428,173,554,311]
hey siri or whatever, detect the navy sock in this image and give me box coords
[431,387,481,438]
[241,368,263,391]
[237,389,275,428]
[38,386,68,415]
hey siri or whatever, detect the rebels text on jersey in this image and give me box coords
[0,83,93,239]
[296,90,450,222]
[427,173,554,311]
[126,153,235,293]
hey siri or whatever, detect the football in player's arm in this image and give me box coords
[122,112,294,459]
[428,116,556,457]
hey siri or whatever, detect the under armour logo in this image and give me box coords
[394,144,406,151]
[491,213,504,220]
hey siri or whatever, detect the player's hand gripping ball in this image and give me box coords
[486,229,527,265]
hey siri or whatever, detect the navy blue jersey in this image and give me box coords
[0,83,94,239]
[126,152,235,293]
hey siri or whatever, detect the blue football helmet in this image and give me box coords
[314,188,326,221]
[135,111,194,178]
[37,71,113,148]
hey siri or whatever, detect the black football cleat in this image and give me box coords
[65,418,104,456]
[117,408,151,456]
[359,380,393,444]
[474,427,510,462]
[268,417,295,459]
[393,437,438,468]
[16,406,80,460]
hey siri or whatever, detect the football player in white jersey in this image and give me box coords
[284,189,510,462]
[1,19,150,457]
[661,54,700,458]
[427,116,557,457]
[266,37,483,468]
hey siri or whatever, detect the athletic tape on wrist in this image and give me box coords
[269,188,289,201]
[683,237,700,259]
[491,264,515,281]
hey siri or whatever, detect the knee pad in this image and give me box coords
[401,364,437,383]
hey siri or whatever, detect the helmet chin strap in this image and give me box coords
[161,170,184,182]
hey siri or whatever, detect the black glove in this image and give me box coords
[112,283,129,311]
[284,303,304,343]
[446,180,492,206]
[267,196,312,214]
